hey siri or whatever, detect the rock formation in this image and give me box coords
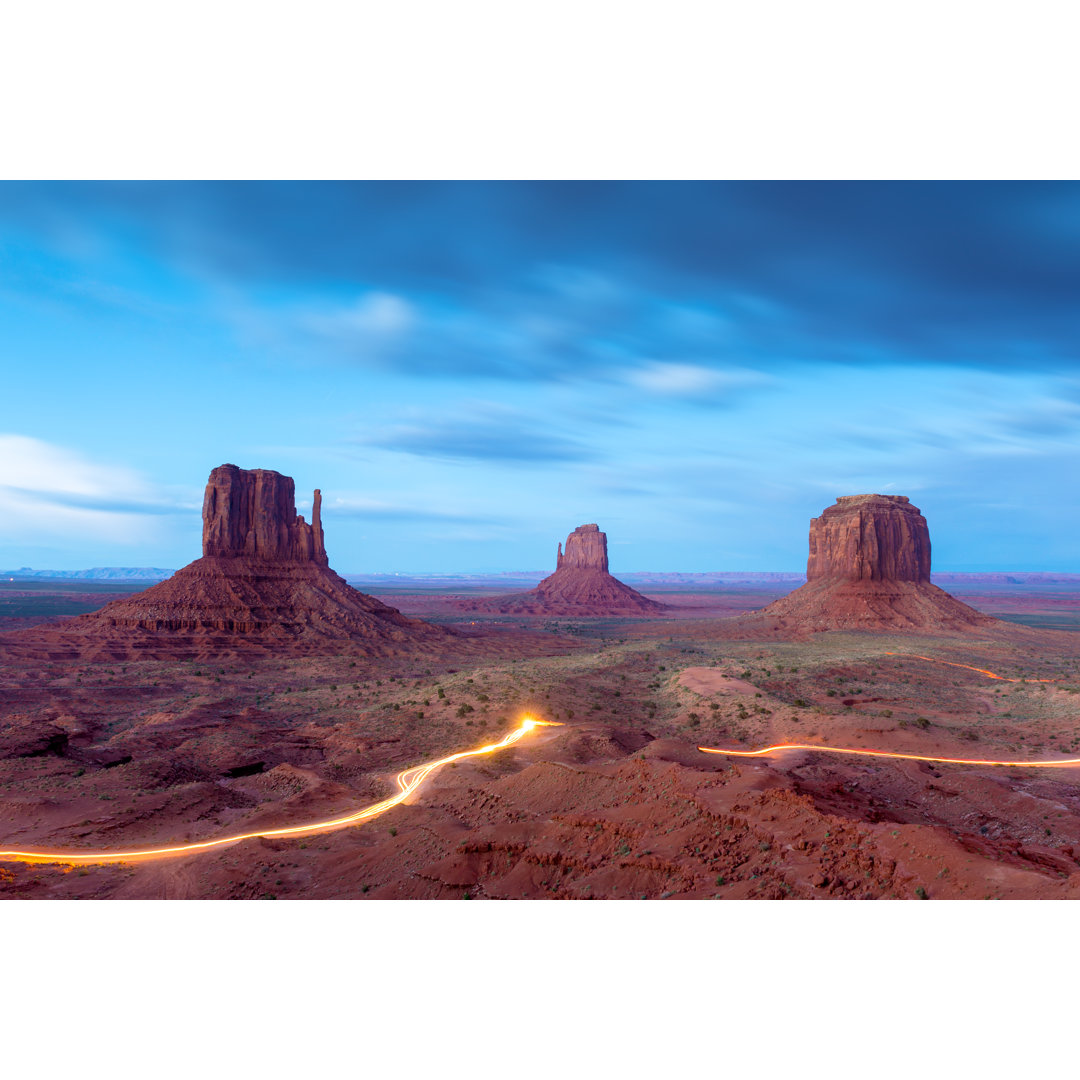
[4,465,450,658]
[475,524,667,616]
[201,465,327,564]
[806,495,930,584]
[742,494,997,633]
[557,524,609,573]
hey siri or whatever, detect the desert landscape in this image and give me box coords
[4,468,1080,900]
[5,179,1080,909]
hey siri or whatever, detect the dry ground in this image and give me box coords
[4,582,1080,899]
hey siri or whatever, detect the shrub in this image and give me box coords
[915,716,931,729]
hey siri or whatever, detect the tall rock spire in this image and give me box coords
[201,464,327,565]
[558,524,610,573]
[9,464,446,658]
[478,522,664,615]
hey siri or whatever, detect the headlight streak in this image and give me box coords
[884,652,1058,682]
[698,744,1080,768]
[0,651,1068,868]
[700,654,1071,767]
[0,716,560,866]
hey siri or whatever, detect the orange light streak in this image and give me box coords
[698,743,1080,768]
[884,652,1057,682]
[0,717,560,866]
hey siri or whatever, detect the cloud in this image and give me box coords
[0,435,185,543]
[624,361,770,398]
[356,406,597,464]
[302,292,415,341]
[6,181,1080,377]
[322,496,495,526]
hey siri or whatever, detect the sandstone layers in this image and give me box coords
[746,494,997,633]
[485,524,666,616]
[3,465,450,658]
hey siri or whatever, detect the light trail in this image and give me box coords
[698,743,1080,768]
[883,652,1058,682]
[0,717,560,866]
[699,652,1075,769]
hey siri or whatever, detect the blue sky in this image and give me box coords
[2,181,1079,573]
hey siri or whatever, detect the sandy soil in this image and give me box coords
[4,581,1080,899]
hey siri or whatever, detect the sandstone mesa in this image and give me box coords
[743,494,1000,633]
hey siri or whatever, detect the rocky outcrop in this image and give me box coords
[557,524,609,572]
[467,524,667,616]
[740,494,998,634]
[807,495,930,583]
[202,465,327,564]
[3,465,451,658]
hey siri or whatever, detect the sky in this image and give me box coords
[2,181,1080,574]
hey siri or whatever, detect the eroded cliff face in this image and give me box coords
[743,494,996,634]
[556,524,609,573]
[807,495,930,583]
[4,464,448,657]
[202,465,327,565]
[488,523,665,616]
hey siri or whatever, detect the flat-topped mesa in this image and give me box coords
[556,524,609,572]
[202,464,327,565]
[807,494,930,583]
[737,493,1001,635]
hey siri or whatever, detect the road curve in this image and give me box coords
[698,743,1080,768]
[0,717,560,866]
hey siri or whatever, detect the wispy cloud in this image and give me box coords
[356,405,597,464]
[623,361,771,398]
[0,435,189,543]
[301,291,415,343]
[322,496,496,526]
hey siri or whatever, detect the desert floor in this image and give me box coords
[4,579,1080,899]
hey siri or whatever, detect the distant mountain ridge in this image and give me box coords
[8,568,1080,586]
[3,567,176,581]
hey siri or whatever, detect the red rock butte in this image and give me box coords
[202,465,328,565]
[487,524,666,616]
[2,465,450,659]
[744,494,998,633]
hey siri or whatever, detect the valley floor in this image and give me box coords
[4,580,1080,899]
